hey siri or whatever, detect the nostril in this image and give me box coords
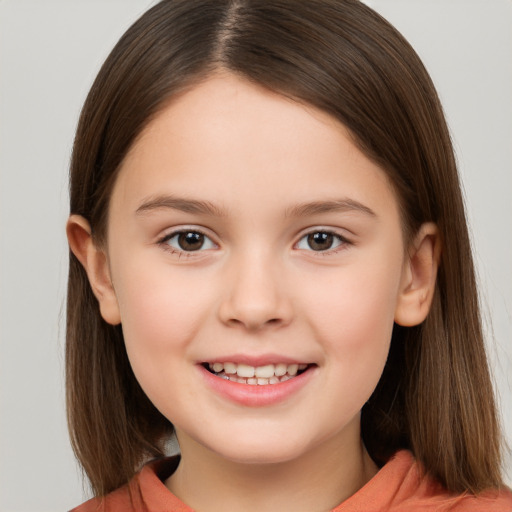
[225,316,282,330]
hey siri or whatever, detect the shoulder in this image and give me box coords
[69,456,191,512]
[69,483,138,512]
[68,470,147,512]
[334,450,512,511]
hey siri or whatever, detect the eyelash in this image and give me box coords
[157,228,351,257]
[158,228,217,257]
[295,230,351,255]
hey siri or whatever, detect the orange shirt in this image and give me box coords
[71,451,512,511]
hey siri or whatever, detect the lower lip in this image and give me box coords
[198,365,316,407]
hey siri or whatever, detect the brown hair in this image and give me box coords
[67,0,504,497]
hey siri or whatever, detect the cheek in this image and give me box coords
[300,270,398,416]
[112,262,218,415]
[299,254,402,367]
[113,260,214,362]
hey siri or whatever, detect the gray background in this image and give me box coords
[0,1,510,510]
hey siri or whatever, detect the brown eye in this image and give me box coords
[178,232,204,251]
[163,230,216,252]
[308,232,334,251]
[296,231,345,252]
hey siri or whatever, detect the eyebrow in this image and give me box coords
[135,195,228,217]
[135,195,376,219]
[284,199,376,218]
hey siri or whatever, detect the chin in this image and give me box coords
[195,427,319,466]
[216,446,303,466]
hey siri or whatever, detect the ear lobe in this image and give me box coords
[394,222,441,327]
[66,215,121,325]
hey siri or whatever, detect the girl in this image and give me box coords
[66,1,512,510]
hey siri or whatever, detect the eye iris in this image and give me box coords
[308,232,333,251]
[178,232,204,251]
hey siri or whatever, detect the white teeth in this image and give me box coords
[208,361,310,381]
[223,374,299,385]
[255,364,275,378]
[224,362,237,374]
[212,362,224,373]
[287,364,298,376]
[237,364,255,378]
[274,363,287,376]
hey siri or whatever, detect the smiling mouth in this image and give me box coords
[202,362,313,385]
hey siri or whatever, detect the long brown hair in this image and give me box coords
[67,0,503,497]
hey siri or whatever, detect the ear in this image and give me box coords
[66,215,121,325]
[394,222,441,327]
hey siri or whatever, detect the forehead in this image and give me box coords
[112,73,399,222]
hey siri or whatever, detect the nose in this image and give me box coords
[217,250,293,331]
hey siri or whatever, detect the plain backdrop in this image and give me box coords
[0,1,510,510]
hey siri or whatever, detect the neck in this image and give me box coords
[166,421,378,512]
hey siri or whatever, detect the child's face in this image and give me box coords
[104,74,410,465]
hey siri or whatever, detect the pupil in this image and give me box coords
[308,232,333,251]
[178,232,204,251]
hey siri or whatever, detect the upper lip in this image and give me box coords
[199,354,313,367]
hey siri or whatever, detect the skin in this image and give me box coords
[68,73,440,512]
